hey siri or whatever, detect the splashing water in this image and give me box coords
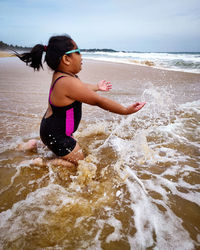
[0,83,200,249]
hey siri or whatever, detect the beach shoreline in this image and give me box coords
[0,50,13,58]
[0,56,199,88]
[80,59,200,104]
[81,58,200,77]
[84,57,200,75]
[1,49,200,75]
[0,56,199,102]
[0,56,200,249]
[0,56,199,140]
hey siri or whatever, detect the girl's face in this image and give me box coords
[69,41,82,74]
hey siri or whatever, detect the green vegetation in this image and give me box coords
[81,48,117,52]
[0,41,31,51]
[0,41,117,52]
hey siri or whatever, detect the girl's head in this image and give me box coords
[16,34,81,72]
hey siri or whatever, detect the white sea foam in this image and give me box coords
[0,82,199,249]
[92,84,199,247]
[82,51,200,73]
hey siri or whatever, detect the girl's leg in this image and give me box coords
[17,139,38,151]
[28,157,75,168]
[19,141,84,167]
[48,158,75,168]
[61,143,84,166]
[32,144,84,167]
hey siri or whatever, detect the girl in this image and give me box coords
[16,35,145,166]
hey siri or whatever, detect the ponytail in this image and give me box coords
[15,44,45,71]
[16,35,74,71]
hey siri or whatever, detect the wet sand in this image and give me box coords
[80,59,200,103]
[0,57,199,145]
[0,57,200,249]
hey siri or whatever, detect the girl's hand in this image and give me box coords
[97,80,112,92]
[126,102,146,114]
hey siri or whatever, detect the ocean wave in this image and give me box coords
[172,60,200,69]
[82,51,200,73]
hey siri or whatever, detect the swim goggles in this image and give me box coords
[65,48,81,55]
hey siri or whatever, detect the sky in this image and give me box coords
[0,0,200,52]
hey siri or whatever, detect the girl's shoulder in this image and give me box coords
[51,73,82,92]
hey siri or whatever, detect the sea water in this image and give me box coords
[0,57,200,249]
[82,51,200,74]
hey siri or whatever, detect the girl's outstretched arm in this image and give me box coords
[83,80,112,92]
[63,77,145,115]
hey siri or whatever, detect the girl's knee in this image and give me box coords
[62,143,84,165]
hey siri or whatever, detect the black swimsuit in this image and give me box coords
[40,76,82,156]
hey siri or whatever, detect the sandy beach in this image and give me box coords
[0,56,199,141]
[0,57,200,249]
[0,51,13,58]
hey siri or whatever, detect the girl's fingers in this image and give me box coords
[136,102,146,110]
[127,102,146,114]
[98,80,112,91]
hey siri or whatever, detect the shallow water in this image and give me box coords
[0,58,200,249]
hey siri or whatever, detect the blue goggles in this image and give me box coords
[65,48,81,55]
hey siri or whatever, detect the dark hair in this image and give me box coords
[15,35,74,71]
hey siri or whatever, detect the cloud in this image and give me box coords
[0,0,200,51]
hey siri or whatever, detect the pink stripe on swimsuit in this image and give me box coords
[65,108,74,136]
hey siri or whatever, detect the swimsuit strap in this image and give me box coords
[49,73,78,105]
[49,76,66,105]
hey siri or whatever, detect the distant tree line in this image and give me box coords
[0,41,118,52]
[81,48,117,52]
[0,41,31,51]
